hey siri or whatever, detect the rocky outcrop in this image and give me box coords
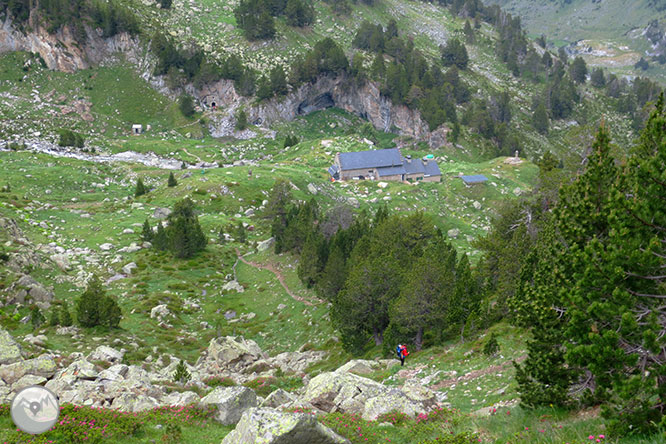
[202,75,448,147]
[302,371,431,420]
[196,336,267,375]
[6,274,54,309]
[222,408,350,444]
[199,386,258,425]
[0,16,142,73]
[0,329,22,365]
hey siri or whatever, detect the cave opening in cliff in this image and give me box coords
[297,92,335,115]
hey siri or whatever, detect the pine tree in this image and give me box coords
[297,229,324,287]
[389,239,456,350]
[135,178,147,197]
[570,56,588,84]
[166,198,207,258]
[30,305,45,330]
[76,274,104,328]
[153,222,168,250]
[256,76,273,100]
[463,20,475,44]
[316,243,347,300]
[532,102,549,134]
[60,302,73,327]
[168,172,178,187]
[590,67,606,88]
[218,227,226,244]
[173,359,191,384]
[49,307,60,326]
[236,221,246,244]
[235,109,248,130]
[270,66,288,96]
[142,219,153,243]
[99,295,122,328]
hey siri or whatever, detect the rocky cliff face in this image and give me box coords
[0,16,144,73]
[1,15,448,146]
[199,75,450,147]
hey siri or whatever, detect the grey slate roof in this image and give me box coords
[423,161,441,177]
[377,165,407,177]
[403,159,425,175]
[338,148,403,170]
[461,174,488,184]
[328,165,339,176]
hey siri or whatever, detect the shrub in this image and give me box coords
[173,360,191,384]
[30,305,44,330]
[135,178,147,197]
[58,129,85,148]
[483,332,500,356]
[59,302,73,327]
[179,94,195,117]
[204,376,236,388]
[235,109,248,130]
[76,274,122,328]
[168,172,178,187]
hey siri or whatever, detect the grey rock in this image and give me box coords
[199,386,257,425]
[222,407,350,444]
[88,345,124,364]
[153,208,172,219]
[0,329,23,365]
[257,237,275,252]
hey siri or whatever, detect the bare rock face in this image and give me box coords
[0,329,23,365]
[222,408,350,444]
[196,336,266,375]
[0,17,141,73]
[7,275,54,309]
[302,371,429,420]
[202,75,447,146]
[199,386,257,425]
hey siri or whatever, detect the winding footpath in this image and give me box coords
[234,248,323,306]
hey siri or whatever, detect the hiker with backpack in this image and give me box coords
[396,344,409,366]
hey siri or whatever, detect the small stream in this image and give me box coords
[0,140,219,170]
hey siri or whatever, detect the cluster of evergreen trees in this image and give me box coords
[234,0,315,41]
[76,274,122,328]
[474,97,666,436]
[143,198,207,259]
[58,129,85,148]
[352,20,469,132]
[266,180,481,354]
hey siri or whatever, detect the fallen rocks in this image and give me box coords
[150,304,171,320]
[199,386,257,425]
[222,280,244,293]
[222,408,350,444]
[302,371,428,420]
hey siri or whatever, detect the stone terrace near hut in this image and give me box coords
[329,148,441,182]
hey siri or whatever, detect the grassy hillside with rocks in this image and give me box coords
[0,0,665,443]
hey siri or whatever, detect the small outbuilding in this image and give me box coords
[460,174,488,186]
[132,124,143,135]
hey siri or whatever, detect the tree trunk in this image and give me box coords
[373,328,383,346]
[460,323,466,344]
[415,327,423,351]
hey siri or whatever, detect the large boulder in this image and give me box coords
[0,354,56,385]
[267,351,326,374]
[8,275,54,308]
[0,328,22,365]
[162,391,199,407]
[302,371,427,420]
[88,345,124,364]
[197,336,266,373]
[335,360,384,375]
[260,388,297,408]
[222,408,350,444]
[199,386,257,425]
[111,393,160,412]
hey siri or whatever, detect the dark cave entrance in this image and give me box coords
[297,92,335,115]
